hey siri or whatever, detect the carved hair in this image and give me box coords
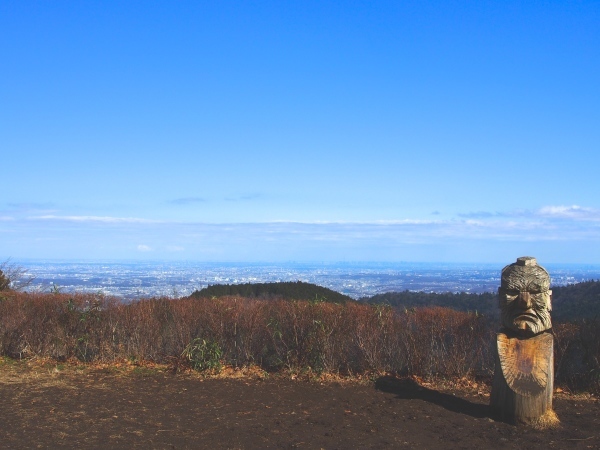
[501,257,550,293]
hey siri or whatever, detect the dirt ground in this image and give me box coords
[0,363,598,449]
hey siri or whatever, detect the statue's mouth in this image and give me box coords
[514,311,538,323]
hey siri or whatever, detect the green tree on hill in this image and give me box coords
[365,290,498,317]
[190,281,351,303]
[0,270,10,291]
[552,280,600,321]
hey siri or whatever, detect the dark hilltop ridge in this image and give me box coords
[551,280,600,321]
[364,291,498,318]
[191,279,600,322]
[191,280,353,303]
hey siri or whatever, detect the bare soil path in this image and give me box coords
[1,367,598,449]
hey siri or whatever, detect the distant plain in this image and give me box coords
[18,260,600,300]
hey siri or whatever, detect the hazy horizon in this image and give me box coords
[16,259,600,300]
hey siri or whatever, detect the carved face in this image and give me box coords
[499,258,552,335]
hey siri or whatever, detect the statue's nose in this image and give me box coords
[518,291,532,308]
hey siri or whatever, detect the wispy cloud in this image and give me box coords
[174,218,594,243]
[30,215,162,224]
[168,197,207,205]
[268,219,439,225]
[5,205,599,262]
[443,205,600,243]
[21,209,600,243]
[458,211,501,219]
[538,205,600,220]
[2,202,58,217]
[458,209,531,219]
[225,193,263,202]
[4,206,600,261]
[459,205,600,221]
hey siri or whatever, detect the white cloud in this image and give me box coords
[5,208,600,261]
[459,205,600,222]
[537,205,599,219]
[16,210,600,244]
[268,219,439,225]
[30,215,162,224]
[174,218,596,243]
[7,205,600,261]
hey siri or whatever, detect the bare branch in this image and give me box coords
[0,259,35,291]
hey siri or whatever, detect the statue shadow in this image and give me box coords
[375,376,491,419]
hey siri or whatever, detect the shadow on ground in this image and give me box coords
[375,376,491,419]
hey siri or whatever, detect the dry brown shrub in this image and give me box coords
[399,307,492,379]
[553,319,600,394]
[0,292,597,392]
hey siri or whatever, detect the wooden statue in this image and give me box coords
[490,257,558,427]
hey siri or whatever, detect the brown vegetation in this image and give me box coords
[0,292,598,394]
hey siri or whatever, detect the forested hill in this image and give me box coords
[364,291,498,317]
[364,280,600,322]
[552,280,600,321]
[190,281,352,303]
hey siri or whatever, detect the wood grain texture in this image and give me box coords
[490,331,554,424]
[497,332,553,397]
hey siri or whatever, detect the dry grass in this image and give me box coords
[528,408,561,430]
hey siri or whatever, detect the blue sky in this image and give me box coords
[1,1,599,263]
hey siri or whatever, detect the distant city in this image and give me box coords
[15,260,600,301]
